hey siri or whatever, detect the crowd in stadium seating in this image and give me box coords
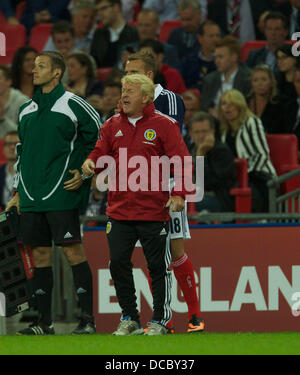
[1,0,300,219]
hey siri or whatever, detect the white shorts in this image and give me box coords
[169,201,191,240]
[135,201,191,247]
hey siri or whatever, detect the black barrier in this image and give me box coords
[0,208,32,316]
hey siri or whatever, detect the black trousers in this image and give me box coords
[106,218,172,326]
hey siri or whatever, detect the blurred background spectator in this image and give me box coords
[86,81,121,121]
[91,0,139,67]
[188,111,236,213]
[275,43,299,99]
[11,46,37,98]
[44,1,97,54]
[167,0,202,61]
[43,21,76,58]
[0,130,19,211]
[218,89,276,212]
[246,11,289,75]
[20,0,71,36]
[121,8,181,69]
[0,65,29,137]
[65,52,103,98]
[180,20,221,92]
[139,38,187,94]
[247,64,284,134]
[207,0,275,44]
[201,36,251,114]
[181,90,201,143]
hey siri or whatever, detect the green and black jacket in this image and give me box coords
[14,82,101,212]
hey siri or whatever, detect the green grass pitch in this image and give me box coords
[1,332,300,355]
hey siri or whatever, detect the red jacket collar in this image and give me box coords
[120,102,155,121]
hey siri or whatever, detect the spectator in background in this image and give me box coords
[181,90,201,144]
[140,39,187,94]
[180,20,221,93]
[207,0,274,45]
[11,46,38,99]
[167,0,202,61]
[283,65,300,159]
[0,0,19,24]
[44,1,97,54]
[275,44,299,100]
[87,81,121,121]
[276,0,300,38]
[122,0,137,22]
[0,65,29,137]
[257,10,270,39]
[44,21,76,59]
[122,8,181,69]
[201,36,251,114]
[246,12,289,76]
[219,89,276,212]
[142,0,207,24]
[20,0,71,36]
[91,0,139,68]
[188,112,236,213]
[65,52,103,99]
[0,130,19,211]
[247,64,284,134]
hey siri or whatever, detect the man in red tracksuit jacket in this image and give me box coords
[82,73,192,335]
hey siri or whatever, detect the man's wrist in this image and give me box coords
[81,173,92,181]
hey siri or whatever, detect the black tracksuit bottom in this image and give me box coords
[106,217,172,326]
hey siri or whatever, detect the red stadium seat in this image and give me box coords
[97,67,112,82]
[16,1,27,21]
[0,24,26,51]
[0,48,16,65]
[0,139,7,167]
[158,20,182,43]
[230,158,252,219]
[266,134,300,196]
[241,41,267,62]
[187,157,252,223]
[29,23,53,52]
[267,134,299,176]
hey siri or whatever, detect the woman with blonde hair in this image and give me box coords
[219,89,276,212]
[247,64,284,134]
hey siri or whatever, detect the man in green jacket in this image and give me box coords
[6,51,101,335]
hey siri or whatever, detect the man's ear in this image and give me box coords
[142,94,150,105]
[146,71,154,81]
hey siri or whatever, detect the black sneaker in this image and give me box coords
[187,315,205,333]
[16,322,55,335]
[72,317,96,335]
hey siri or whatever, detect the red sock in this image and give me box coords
[147,270,174,329]
[172,253,201,320]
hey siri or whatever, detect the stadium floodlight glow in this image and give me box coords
[95,148,204,202]
[0,292,5,317]
[0,32,6,57]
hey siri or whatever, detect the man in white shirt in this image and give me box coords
[0,65,29,138]
[201,35,251,113]
[90,0,139,67]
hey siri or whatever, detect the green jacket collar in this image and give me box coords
[33,82,65,106]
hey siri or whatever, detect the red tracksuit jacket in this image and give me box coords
[88,102,192,221]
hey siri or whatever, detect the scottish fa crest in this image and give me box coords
[144,129,156,141]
